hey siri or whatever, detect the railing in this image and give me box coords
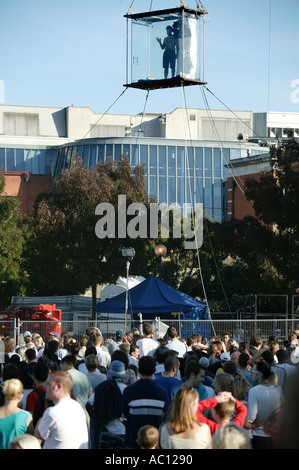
[3,316,299,346]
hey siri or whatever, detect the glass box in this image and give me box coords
[124,6,207,90]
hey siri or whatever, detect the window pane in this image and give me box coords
[159,176,166,203]
[149,176,157,200]
[213,148,221,177]
[168,146,176,177]
[98,144,105,164]
[0,149,5,171]
[177,147,185,176]
[204,148,212,178]
[187,147,194,177]
[213,180,222,209]
[16,149,25,172]
[204,178,212,208]
[195,178,203,204]
[90,145,97,170]
[195,148,203,177]
[177,177,185,206]
[106,144,113,159]
[159,146,166,176]
[140,145,148,171]
[123,144,130,159]
[149,146,157,175]
[38,150,46,173]
[82,146,89,166]
[168,177,176,204]
[131,145,139,169]
[6,148,14,171]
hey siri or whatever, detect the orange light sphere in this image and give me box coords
[154,244,167,257]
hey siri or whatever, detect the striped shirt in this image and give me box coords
[122,379,167,448]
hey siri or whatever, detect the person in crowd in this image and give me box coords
[245,361,283,449]
[108,330,125,356]
[110,349,137,386]
[37,370,89,449]
[213,372,237,397]
[128,344,139,369]
[212,423,252,449]
[85,354,107,391]
[123,356,167,449]
[78,336,88,359]
[221,333,230,352]
[183,359,208,401]
[137,425,159,450]
[60,354,93,411]
[154,355,182,421]
[86,360,127,449]
[236,352,253,384]
[0,378,33,449]
[8,433,42,449]
[25,362,49,428]
[196,390,247,435]
[152,346,171,379]
[78,346,98,375]
[91,332,111,369]
[249,337,263,356]
[275,348,297,379]
[136,323,160,358]
[207,343,222,375]
[164,326,187,358]
[159,387,211,449]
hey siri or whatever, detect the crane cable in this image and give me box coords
[182,85,217,336]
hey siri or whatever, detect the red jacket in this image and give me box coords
[196,397,247,434]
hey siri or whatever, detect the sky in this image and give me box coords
[1,0,299,117]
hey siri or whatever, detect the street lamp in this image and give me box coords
[122,247,135,332]
[155,244,167,279]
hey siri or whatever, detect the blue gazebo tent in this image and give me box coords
[97,275,210,339]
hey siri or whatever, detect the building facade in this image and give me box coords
[2,105,292,220]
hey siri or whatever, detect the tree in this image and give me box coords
[223,138,299,295]
[0,173,25,306]
[27,156,150,319]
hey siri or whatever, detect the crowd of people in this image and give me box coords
[1,319,299,450]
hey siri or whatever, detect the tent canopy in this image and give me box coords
[97,275,207,316]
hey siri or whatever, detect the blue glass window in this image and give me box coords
[149,146,157,176]
[131,145,139,169]
[222,149,230,179]
[168,177,176,204]
[177,177,185,206]
[98,144,105,164]
[159,146,166,176]
[177,147,185,177]
[187,147,194,177]
[159,176,166,203]
[39,150,46,173]
[213,148,221,178]
[123,144,130,159]
[196,178,204,204]
[195,148,203,177]
[213,180,222,209]
[114,144,122,163]
[204,179,212,208]
[82,146,89,167]
[149,176,157,200]
[6,149,14,171]
[140,145,148,172]
[90,145,97,170]
[204,148,212,178]
[0,149,5,171]
[15,149,25,172]
[168,146,176,177]
[106,144,113,159]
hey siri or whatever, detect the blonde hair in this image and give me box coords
[137,425,159,449]
[212,424,252,449]
[3,378,23,402]
[9,433,42,449]
[169,387,200,433]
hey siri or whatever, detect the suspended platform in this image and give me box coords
[124,76,207,91]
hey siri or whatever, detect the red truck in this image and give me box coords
[0,304,62,339]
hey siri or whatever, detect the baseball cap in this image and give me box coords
[23,331,32,338]
[49,331,61,339]
[115,330,124,340]
[220,352,231,362]
[199,357,209,369]
[108,360,126,378]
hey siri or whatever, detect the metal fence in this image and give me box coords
[3,316,299,347]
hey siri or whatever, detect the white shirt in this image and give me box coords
[38,396,89,449]
[247,384,282,437]
[165,339,187,358]
[95,346,111,369]
[136,337,159,358]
